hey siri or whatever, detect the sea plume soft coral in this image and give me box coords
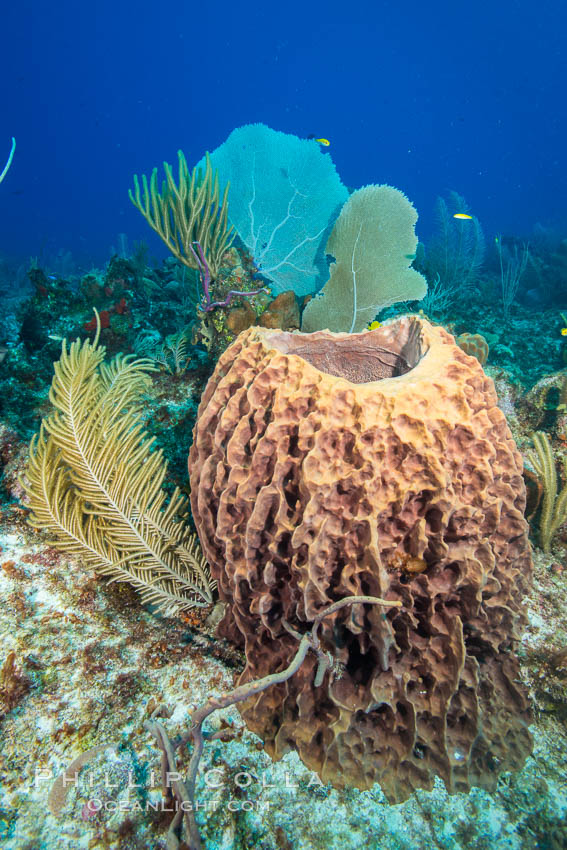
[21,313,215,615]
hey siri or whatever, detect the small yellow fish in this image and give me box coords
[368,321,381,330]
[561,328,567,336]
[453,213,473,220]
[307,135,330,146]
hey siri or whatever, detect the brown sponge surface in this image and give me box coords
[189,316,533,801]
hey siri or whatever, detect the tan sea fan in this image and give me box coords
[21,318,215,615]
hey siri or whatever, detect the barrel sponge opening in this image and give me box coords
[268,317,425,382]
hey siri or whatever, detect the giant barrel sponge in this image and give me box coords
[188,316,533,801]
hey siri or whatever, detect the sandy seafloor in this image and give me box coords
[1,507,566,850]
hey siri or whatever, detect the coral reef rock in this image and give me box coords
[227,301,257,334]
[258,290,300,330]
[188,316,533,803]
[456,332,489,366]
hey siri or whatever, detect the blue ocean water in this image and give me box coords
[1,0,565,264]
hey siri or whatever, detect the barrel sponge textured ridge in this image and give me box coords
[188,316,533,802]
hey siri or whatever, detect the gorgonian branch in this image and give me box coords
[144,593,402,850]
[190,241,268,313]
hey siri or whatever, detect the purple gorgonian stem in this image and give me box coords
[190,241,269,312]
